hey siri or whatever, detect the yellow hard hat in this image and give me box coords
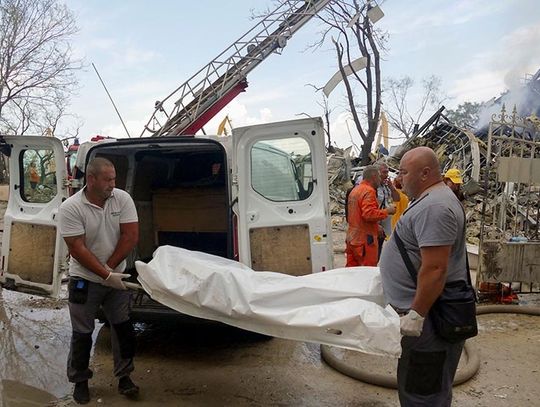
[444,168,463,184]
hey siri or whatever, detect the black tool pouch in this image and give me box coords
[68,277,89,304]
[430,281,478,343]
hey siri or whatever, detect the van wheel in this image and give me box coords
[242,330,273,341]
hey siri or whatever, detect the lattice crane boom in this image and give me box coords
[140,0,331,138]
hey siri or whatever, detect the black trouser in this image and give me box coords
[377,233,386,260]
[397,316,465,406]
[67,278,135,383]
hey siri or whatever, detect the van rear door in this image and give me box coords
[0,136,68,297]
[232,117,333,275]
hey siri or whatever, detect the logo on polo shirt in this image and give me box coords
[111,211,121,217]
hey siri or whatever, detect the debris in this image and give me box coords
[386,105,539,246]
[327,147,355,231]
[465,388,484,398]
[327,92,540,299]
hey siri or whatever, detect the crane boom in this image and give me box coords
[140,0,331,138]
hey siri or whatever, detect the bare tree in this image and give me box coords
[0,0,82,136]
[309,1,387,165]
[384,75,448,138]
[299,84,335,152]
[32,90,83,139]
[320,94,335,152]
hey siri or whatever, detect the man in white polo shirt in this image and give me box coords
[59,157,139,404]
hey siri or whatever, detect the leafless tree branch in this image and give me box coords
[0,0,82,137]
[309,0,387,164]
[384,75,448,138]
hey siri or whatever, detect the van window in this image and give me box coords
[67,150,77,177]
[251,137,313,202]
[21,149,58,203]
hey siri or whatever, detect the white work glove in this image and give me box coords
[400,310,425,337]
[102,265,130,290]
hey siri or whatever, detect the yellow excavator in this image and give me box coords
[216,115,233,136]
[372,111,389,159]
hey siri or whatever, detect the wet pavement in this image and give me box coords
[0,224,538,406]
[0,289,72,404]
[0,284,399,406]
[0,379,57,406]
[0,286,111,406]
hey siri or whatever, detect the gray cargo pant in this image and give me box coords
[397,316,465,407]
[67,278,135,383]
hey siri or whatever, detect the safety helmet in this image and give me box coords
[444,168,463,184]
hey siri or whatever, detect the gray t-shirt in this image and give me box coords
[58,188,138,282]
[377,184,393,236]
[379,185,467,309]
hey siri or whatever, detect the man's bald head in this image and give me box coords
[402,147,440,173]
[399,147,442,199]
[87,157,114,177]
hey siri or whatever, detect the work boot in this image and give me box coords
[118,376,139,398]
[73,380,90,404]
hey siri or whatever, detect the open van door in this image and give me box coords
[232,117,333,275]
[0,136,68,297]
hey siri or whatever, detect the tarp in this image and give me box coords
[135,246,401,357]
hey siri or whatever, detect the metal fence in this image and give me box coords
[477,105,540,298]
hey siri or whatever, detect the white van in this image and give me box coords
[0,118,333,321]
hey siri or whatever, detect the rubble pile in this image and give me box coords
[326,147,354,231]
[327,127,489,242]
[389,123,482,184]
[387,122,485,244]
[326,106,539,246]
[388,110,539,245]
[327,70,539,291]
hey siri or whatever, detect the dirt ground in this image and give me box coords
[1,206,539,406]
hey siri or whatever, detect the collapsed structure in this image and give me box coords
[328,68,540,299]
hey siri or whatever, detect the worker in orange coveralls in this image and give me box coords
[346,165,396,267]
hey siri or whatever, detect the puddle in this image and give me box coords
[0,379,56,406]
[0,289,72,402]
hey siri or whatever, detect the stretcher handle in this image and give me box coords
[124,281,144,292]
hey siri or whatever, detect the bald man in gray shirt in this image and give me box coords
[379,147,468,407]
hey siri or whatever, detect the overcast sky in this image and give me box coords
[64,0,540,147]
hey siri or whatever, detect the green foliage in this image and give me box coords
[446,102,484,129]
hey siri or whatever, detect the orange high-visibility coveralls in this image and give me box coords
[346,180,389,267]
[30,166,39,183]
